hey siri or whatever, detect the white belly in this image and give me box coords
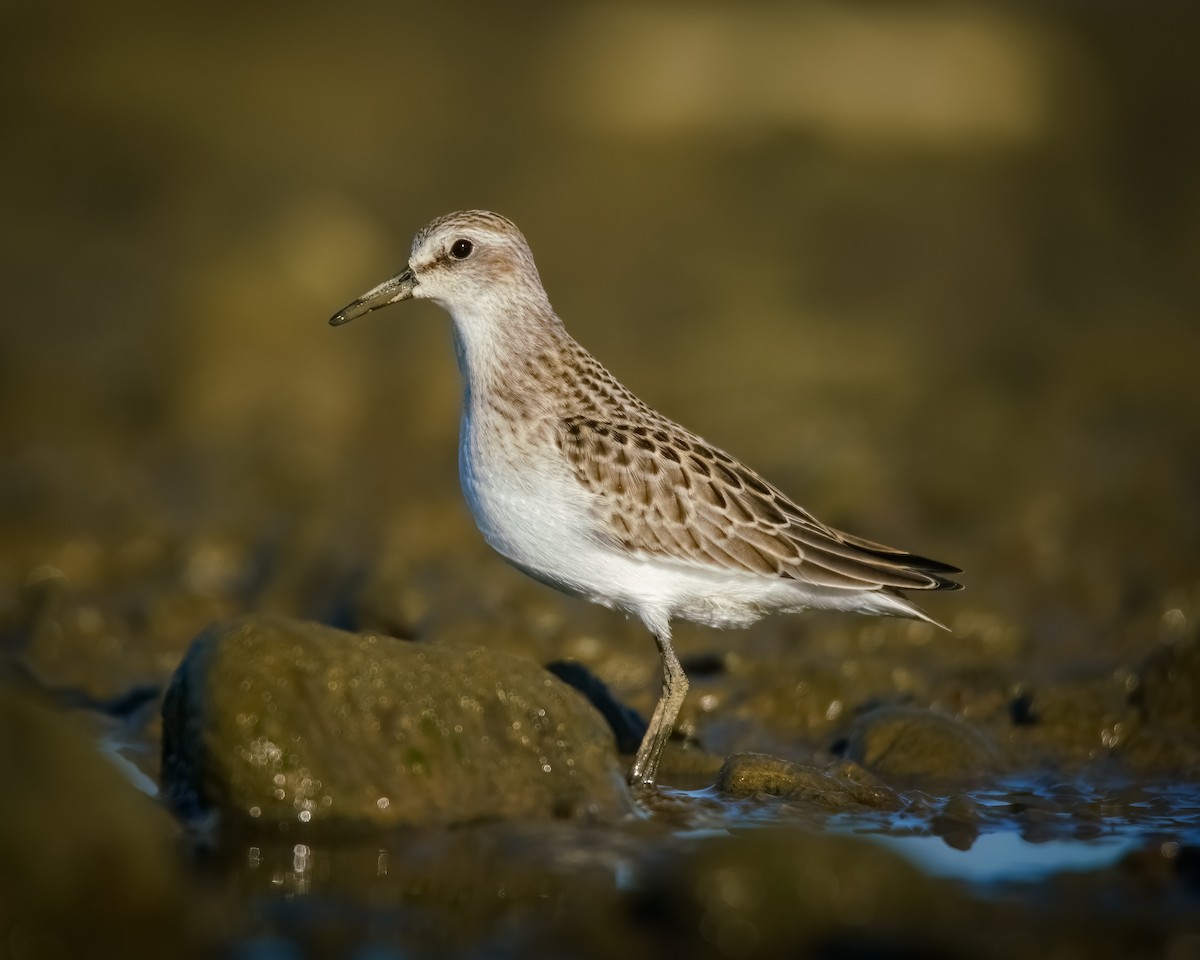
[458,414,600,594]
[456,411,911,633]
[461,418,778,626]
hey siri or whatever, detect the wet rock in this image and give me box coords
[654,740,728,788]
[0,687,204,959]
[1008,677,1139,770]
[162,616,633,828]
[841,706,999,782]
[1133,636,1200,729]
[625,826,971,957]
[716,752,900,809]
[546,659,647,756]
[1118,638,1200,773]
[930,794,984,850]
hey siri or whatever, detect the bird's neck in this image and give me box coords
[447,288,569,409]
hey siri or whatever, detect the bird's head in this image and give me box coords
[329,210,547,327]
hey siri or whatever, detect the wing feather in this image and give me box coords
[556,416,961,594]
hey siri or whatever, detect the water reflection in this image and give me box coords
[180,777,1200,958]
[831,778,1200,884]
[865,830,1141,883]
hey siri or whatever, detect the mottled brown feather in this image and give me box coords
[556,414,961,593]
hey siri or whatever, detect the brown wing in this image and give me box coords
[555,416,961,593]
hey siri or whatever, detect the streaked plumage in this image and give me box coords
[330,210,961,786]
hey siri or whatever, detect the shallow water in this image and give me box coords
[661,777,1200,885]
[167,776,1199,958]
[840,780,1200,884]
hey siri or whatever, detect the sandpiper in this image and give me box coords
[330,210,961,786]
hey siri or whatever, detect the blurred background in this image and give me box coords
[2,0,1198,702]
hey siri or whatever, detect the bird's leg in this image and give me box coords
[629,627,689,787]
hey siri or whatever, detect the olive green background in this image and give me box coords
[5,2,1196,688]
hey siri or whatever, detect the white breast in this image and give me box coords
[456,406,906,634]
[458,409,600,591]
[459,408,786,628]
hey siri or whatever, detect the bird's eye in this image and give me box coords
[450,238,474,260]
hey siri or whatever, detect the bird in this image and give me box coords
[329,210,961,787]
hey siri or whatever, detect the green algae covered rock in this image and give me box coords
[716,753,900,809]
[843,706,1000,783]
[162,616,633,828]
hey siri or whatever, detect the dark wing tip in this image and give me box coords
[901,553,963,591]
[905,554,963,576]
[834,531,962,590]
[927,573,964,592]
[881,553,963,593]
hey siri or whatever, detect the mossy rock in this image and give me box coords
[162,616,632,828]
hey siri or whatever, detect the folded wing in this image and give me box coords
[556,415,962,594]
